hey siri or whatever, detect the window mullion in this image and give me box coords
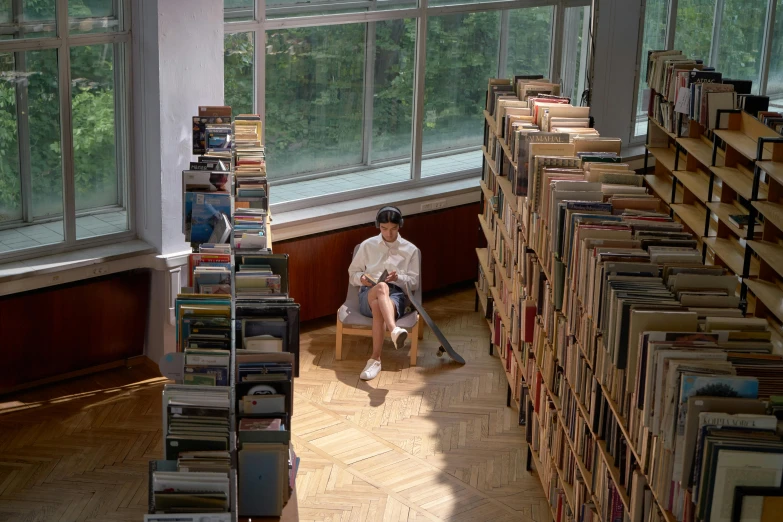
[57,0,76,245]
[760,0,777,95]
[550,1,565,86]
[362,22,377,166]
[411,2,427,181]
[498,10,509,78]
[577,5,590,104]
[666,0,678,50]
[258,0,266,126]
[708,0,724,68]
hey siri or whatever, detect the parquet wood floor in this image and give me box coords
[0,285,548,522]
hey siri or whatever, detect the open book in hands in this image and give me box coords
[363,269,388,287]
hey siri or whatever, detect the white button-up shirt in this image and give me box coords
[348,233,420,290]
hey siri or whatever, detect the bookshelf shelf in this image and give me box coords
[474,282,489,315]
[744,279,783,324]
[650,118,678,140]
[747,240,783,278]
[673,169,717,203]
[710,165,766,200]
[714,129,769,162]
[482,147,497,176]
[594,372,644,466]
[491,246,512,291]
[704,237,759,277]
[646,145,682,173]
[489,284,511,332]
[483,109,495,131]
[499,138,517,169]
[644,174,678,205]
[705,202,751,239]
[594,441,631,513]
[496,218,515,253]
[757,160,783,187]
[676,137,725,168]
[478,214,493,244]
[671,203,716,237]
[495,173,516,205]
[476,247,494,285]
[479,179,493,202]
[752,201,783,231]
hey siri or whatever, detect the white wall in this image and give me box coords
[590,0,644,147]
[132,0,225,364]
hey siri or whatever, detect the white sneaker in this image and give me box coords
[360,359,382,380]
[391,327,408,350]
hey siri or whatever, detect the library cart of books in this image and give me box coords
[478,66,783,522]
[145,106,300,522]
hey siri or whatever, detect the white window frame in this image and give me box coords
[631,0,779,144]
[225,0,587,214]
[0,0,134,263]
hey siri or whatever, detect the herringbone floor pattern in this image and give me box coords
[0,286,548,522]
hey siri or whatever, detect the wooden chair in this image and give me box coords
[335,245,424,366]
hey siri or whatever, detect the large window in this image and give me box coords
[633,0,782,139]
[224,1,587,208]
[0,0,130,259]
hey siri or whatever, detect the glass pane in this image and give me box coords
[0,52,22,225]
[423,11,500,156]
[673,0,716,63]
[265,24,365,180]
[0,0,56,39]
[225,32,254,116]
[0,48,64,253]
[371,18,415,163]
[29,49,63,220]
[506,6,553,79]
[225,0,254,22]
[768,0,783,108]
[634,0,668,136]
[68,0,121,34]
[71,44,127,239]
[715,0,767,94]
[266,0,416,20]
[560,5,590,104]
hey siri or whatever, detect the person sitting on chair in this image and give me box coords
[348,206,420,381]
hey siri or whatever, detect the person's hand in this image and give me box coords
[360,275,373,287]
[386,271,398,283]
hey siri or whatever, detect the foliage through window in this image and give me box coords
[0,0,130,258]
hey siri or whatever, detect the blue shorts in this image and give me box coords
[359,284,409,319]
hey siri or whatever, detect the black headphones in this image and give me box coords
[375,206,403,229]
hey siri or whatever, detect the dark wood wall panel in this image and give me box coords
[274,203,480,321]
[0,269,151,391]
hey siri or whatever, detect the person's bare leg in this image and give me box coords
[370,300,385,360]
[367,282,397,332]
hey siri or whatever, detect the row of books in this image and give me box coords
[149,106,299,521]
[480,75,783,522]
[646,50,769,134]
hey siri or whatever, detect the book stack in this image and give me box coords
[148,106,300,521]
[234,119,267,204]
[478,73,783,522]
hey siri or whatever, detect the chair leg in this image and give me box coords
[335,320,344,360]
[410,320,419,366]
[417,315,424,340]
